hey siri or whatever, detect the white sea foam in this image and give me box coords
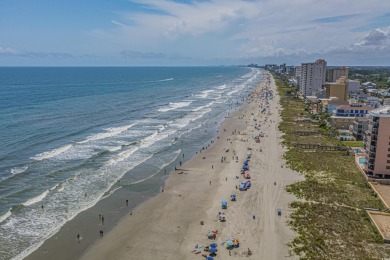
[139,125,177,149]
[107,146,122,152]
[157,78,174,82]
[216,84,226,90]
[195,89,215,99]
[22,190,49,207]
[194,93,208,98]
[158,101,193,112]
[108,147,139,165]
[100,186,122,200]
[32,144,73,161]
[0,209,11,223]
[78,123,137,144]
[11,166,28,175]
[129,149,181,185]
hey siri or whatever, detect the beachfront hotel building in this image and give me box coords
[330,104,372,130]
[364,106,390,178]
[328,66,349,82]
[299,59,327,97]
[325,76,348,101]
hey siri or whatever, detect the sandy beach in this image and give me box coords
[77,72,303,260]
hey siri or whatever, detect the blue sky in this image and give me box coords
[1,0,390,66]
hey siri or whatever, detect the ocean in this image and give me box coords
[0,66,263,259]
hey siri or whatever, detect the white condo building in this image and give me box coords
[299,59,327,97]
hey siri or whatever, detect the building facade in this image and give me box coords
[328,66,349,82]
[299,59,327,97]
[325,76,348,101]
[364,107,390,178]
[350,117,369,140]
[347,79,360,94]
[330,104,372,130]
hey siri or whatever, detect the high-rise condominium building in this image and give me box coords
[364,106,390,178]
[328,66,349,82]
[299,59,327,97]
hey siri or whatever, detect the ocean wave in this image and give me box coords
[157,78,174,82]
[31,144,73,161]
[216,84,226,90]
[78,123,137,144]
[139,125,177,149]
[22,190,49,207]
[195,89,215,99]
[0,209,11,223]
[158,101,193,112]
[11,166,28,175]
[108,147,139,165]
[100,186,122,201]
[129,149,181,185]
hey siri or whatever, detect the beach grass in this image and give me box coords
[274,74,390,259]
[341,141,364,147]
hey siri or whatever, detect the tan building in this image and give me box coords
[325,76,348,101]
[330,116,355,130]
[364,106,390,178]
[328,66,349,82]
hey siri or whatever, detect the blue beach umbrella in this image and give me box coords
[206,256,214,260]
[209,247,218,253]
[210,243,218,248]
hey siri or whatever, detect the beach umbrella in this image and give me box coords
[209,247,218,253]
[225,240,234,247]
[210,243,218,248]
[206,256,214,260]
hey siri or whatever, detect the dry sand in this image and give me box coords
[80,72,303,260]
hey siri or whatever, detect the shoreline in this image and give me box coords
[78,72,302,259]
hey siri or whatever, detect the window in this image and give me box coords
[387,166,390,169]
[388,154,390,157]
[388,160,390,163]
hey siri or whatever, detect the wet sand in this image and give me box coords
[77,72,303,260]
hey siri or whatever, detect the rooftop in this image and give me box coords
[336,104,372,110]
[370,106,390,117]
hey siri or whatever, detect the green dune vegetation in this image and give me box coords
[274,74,390,259]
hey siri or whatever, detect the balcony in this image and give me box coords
[372,135,377,141]
[372,128,378,134]
[370,140,377,147]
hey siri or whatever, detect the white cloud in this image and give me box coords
[355,26,390,47]
[3,0,390,65]
[0,46,20,55]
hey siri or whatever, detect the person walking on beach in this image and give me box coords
[210,181,211,185]
[126,200,128,207]
[77,233,80,242]
[102,216,104,225]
